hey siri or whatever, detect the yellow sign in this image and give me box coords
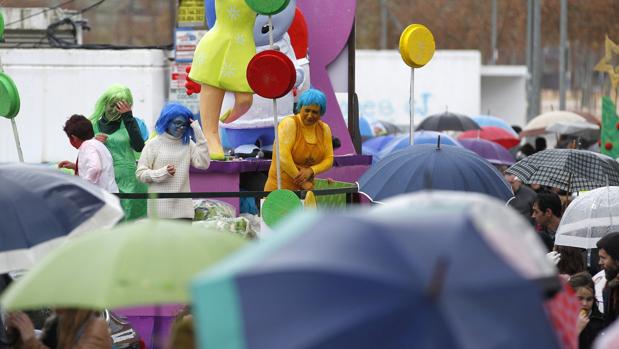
[594,35,619,89]
[399,24,435,68]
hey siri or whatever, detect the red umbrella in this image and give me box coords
[458,126,520,149]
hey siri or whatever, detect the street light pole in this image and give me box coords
[559,0,568,110]
[490,0,497,64]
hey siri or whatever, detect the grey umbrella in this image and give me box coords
[416,111,480,132]
[506,149,619,192]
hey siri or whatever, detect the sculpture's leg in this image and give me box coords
[219,92,253,124]
[200,84,226,160]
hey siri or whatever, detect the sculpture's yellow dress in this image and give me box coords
[189,0,256,93]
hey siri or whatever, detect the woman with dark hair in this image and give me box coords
[568,273,605,349]
[555,245,587,276]
[136,103,210,219]
[5,309,111,349]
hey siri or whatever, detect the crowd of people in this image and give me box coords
[502,137,619,348]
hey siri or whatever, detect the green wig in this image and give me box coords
[90,84,134,122]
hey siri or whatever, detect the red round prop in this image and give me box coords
[616,121,619,130]
[288,8,309,59]
[606,142,614,151]
[246,50,296,99]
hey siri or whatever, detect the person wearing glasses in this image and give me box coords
[136,103,210,220]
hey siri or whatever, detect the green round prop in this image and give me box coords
[0,11,4,42]
[245,0,290,15]
[0,73,21,119]
[262,189,302,227]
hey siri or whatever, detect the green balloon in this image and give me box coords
[262,189,302,228]
[0,73,21,119]
[245,0,290,15]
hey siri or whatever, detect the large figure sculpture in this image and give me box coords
[188,0,257,159]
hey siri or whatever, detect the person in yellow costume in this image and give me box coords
[264,89,334,191]
[188,0,256,160]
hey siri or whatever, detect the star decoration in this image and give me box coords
[594,35,619,89]
[227,6,241,21]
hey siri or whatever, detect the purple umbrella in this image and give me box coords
[459,139,515,166]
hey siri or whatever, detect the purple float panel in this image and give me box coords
[189,155,371,213]
[114,305,183,349]
[297,0,357,155]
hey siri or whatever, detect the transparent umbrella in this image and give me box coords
[556,186,619,249]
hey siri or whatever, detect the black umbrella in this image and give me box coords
[416,112,480,132]
[506,149,619,192]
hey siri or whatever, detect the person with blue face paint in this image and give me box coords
[136,103,210,219]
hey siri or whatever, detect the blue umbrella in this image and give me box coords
[375,132,462,162]
[361,135,395,157]
[0,164,123,273]
[191,210,560,349]
[359,144,513,202]
[472,115,518,136]
[359,116,374,138]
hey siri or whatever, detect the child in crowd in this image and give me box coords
[59,114,119,193]
[136,103,210,219]
[569,272,605,349]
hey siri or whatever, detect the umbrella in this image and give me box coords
[358,144,513,202]
[459,139,515,166]
[521,111,586,137]
[0,164,123,274]
[506,149,619,192]
[371,191,558,287]
[361,135,395,157]
[1,220,246,311]
[359,116,374,138]
[416,111,480,132]
[458,126,520,149]
[472,115,518,136]
[555,186,619,249]
[372,120,402,136]
[374,132,462,162]
[546,121,600,140]
[191,209,561,349]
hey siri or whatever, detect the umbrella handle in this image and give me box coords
[11,118,24,162]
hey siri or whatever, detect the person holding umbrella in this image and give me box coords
[5,308,111,349]
[596,232,619,327]
[532,192,563,251]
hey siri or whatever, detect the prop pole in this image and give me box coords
[10,118,24,162]
[267,15,281,189]
[409,68,415,145]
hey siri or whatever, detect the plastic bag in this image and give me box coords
[193,199,236,221]
[193,217,257,240]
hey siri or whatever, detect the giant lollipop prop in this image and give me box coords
[399,24,435,145]
[0,11,24,162]
[245,0,296,190]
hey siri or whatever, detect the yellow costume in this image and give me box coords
[264,114,334,191]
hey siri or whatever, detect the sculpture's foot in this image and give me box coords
[205,133,226,160]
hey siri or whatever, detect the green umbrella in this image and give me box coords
[1,219,247,311]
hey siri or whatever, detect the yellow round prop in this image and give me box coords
[399,24,435,68]
[304,191,317,209]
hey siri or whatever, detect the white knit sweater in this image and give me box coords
[136,121,210,219]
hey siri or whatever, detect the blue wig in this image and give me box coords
[295,89,327,116]
[155,103,194,144]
